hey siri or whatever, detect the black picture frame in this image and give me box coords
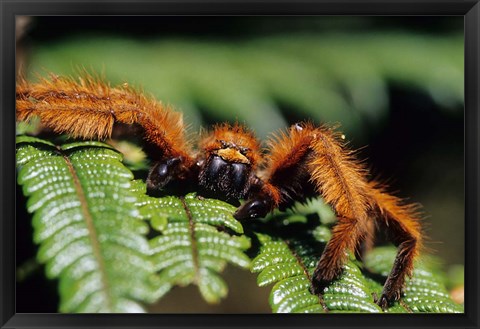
[1,1,478,328]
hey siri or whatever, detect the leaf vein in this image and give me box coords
[180,196,200,285]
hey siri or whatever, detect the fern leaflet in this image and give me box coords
[16,136,156,313]
[252,232,381,313]
[364,247,464,313]
[250,205,463,313]
[131,181,251,304]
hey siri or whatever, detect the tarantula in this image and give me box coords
[16,74,423,310]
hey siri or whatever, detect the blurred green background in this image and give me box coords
[16,16,464,313]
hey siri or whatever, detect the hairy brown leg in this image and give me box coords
[311,216,368,293]
[235,123,374,295]
[235,122,423,310]
[234,123,317,220]
[370,184,422,310]
[313,214,376,293]
[17,74,193,160]
[306,125,375,295]
[356,217,376,261]
[17,73,198,194]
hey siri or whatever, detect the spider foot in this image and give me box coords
[234,198,271,220]
[310,266,340,295]
[375,287,402,311]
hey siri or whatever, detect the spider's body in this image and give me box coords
[197,124,260,200]
[16,74,423,310]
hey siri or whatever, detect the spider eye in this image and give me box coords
[239,147,249,154]
[294,123,303,131]
[218,140,228,148]
[234,198,270,220]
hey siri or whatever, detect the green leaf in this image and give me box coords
[364,247,464,313]
[251,232,381,313]
[132,181,251,304]
[250,209,463,313]
[16,136,155,313]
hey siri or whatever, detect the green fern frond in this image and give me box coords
[16,136,156,313]
[364,247,464,313]
[252,233,381,313]
[252,233,325,313]
[250,208,463,314]
[131,181,251,304]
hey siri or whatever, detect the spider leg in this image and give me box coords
[17,73,198,194]
[235,122,422,310]
[303,124,374,294]
[236,122,373,292]
[369,184,422,310]
[311,215,372,294]
[234,122,315,219]
[356,216,376,261]
[146,156,197,195]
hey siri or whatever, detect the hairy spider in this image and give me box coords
[16,74,423,310]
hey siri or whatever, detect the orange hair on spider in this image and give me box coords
[16,73,193,164]
[262,122,375,272]
[265,122,373,224]
[199,122,262,166]
[234,121,424,306]
[307,123,373,227]
[369,182,423,272]
[263,123,314,178]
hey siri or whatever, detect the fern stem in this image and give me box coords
[180,196,200,285]
[61,148,113,311]
[284,240,329,312]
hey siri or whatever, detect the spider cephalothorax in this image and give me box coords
[196,123,261,200]
[145,123,262,200]
[16,74,423,310]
